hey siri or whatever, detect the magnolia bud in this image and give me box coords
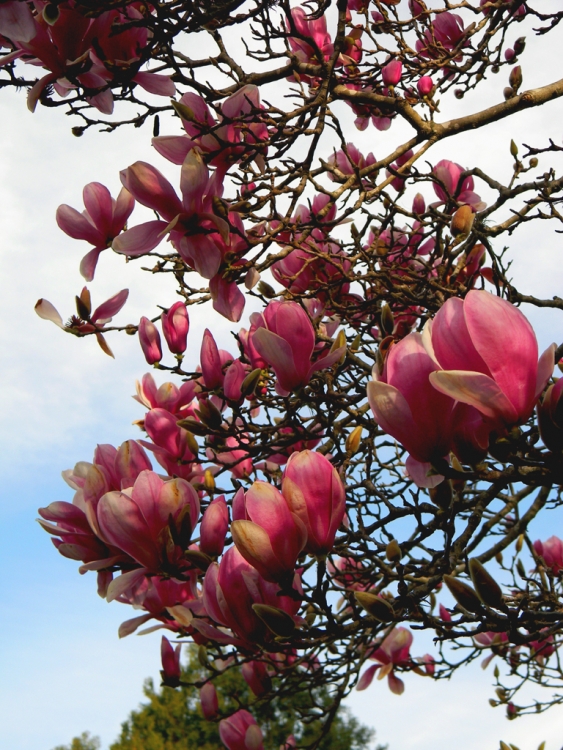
[176,417,209,437]
[504,48,516,62]
[468,559,504,609]
[382,60,402,87]
[513,37,526,56]
[417,76,433,97]
[412,192,426,214]
[161,302,189,354]
[429,480,452,510]
[510,139,519,157]
[503,87,515,100]
[354,591,395,622]
[380,303,394,336]
[252,604,296,637]
[509,66,522,92]
[257,280,276,298]
[346,425,363,455]
[195,400,223,430]
[171,100,196,122]
[529,157,538,168]
[450,204,475,237]
[443,575,482,613]
[200,683,219,719]
[386,539,402,562]
[138,317,163,365]
[204,469,216,492]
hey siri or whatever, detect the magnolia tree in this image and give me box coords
[4,0,563,747]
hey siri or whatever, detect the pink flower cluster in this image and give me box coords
[0,1,174,114]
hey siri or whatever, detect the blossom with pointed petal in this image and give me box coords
[533,536,563,575]
[139,317,163,365]
[281,450,346,556]
[160,636,181,687]
[200,495,229,557]
[161,302,189,355]
[219,710,264,750]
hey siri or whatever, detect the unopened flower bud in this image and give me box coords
[450,204,475,237]
[504,48,516,62]
[346,425,363,455]
[529,157,538,168]
[380,303,394,336]
[139,317,163,364]
[503,87,514,100]
[513,37,526,56]
[386,539,402,562]
[454,88,464,99]
[257,281,276,298]
[417,76,433,97]
[195,399,223,430]
[468,559,504,609]
[510,139,519,157]
[204,469,216,492]
[240,368,263,398]
[429,480,452,510]
[354,591,395,622]
[443,574,482,613]
[252,604,296,637]
[382,60,402,87]
[200,683,219,719]
[412,192,426,214]
[509,66,522,92]
[161,302,189,354]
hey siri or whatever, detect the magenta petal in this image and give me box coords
[35,299,64,328]
[133,71,176,96]
[210,276,245,322]
[430,370,518,423]
[120,162,182,221]
[180,150,209,214]
[535,344,556,401]
[56,204,103,245]
[431,297,488,374]
[405,456,444,489]
[83,182,113,237]
[357,664,379,691]
[152,135,194,165]
[89,89,114,116]
[367,380,425,460]
[91,289,129,324]
[0,1,38,43]
[252,328,299,391]
[111,187,135,235]
[112,220,169,256]
[179,234,222,279]
[464,291,538,417]
[80,246,103,282]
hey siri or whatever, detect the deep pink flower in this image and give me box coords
[382,60,402,87]
[282,450,346,556]
[97,470,200,572]
[200,495,229,558]
[533,536,563,575]
[134,373,197,418]
[358,627,413,695]
[200,683,219,719]
[202,547,302,645]
[251,301,344,395]
[432,159,485,211]
[161,302,189,355]
[139,317,163,365]
[160,636,181,687]
[56,182,134,280]
[417,76,434,97]
[416,12,467,61]
[287,7,333,69]
[231,481,308,581]
[219,710,264,750]
[242,661,272,697]
[427,291,555,430]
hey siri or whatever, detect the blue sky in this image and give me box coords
[2,4,563,748]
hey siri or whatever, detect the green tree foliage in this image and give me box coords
[107,647,378,750]
[52,731,101,750]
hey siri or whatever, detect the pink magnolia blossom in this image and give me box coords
[200,495,229,558]
[142,407,198,477]
[427,291,555,431]
[432,159,485,211]
[474,631,510,669]
[97,470,200,572]
[200,329,234,390]
[250,301,345,395]
[134,373,197,418]
[367,332,460,487]
[219,710,264,750]
[160,636,181,687]
[287,7,333,70]
[326,143,377,185]
[208,435,253,480]
[139,317,163,365]
[231,481,308,581]
[358,627,413,695]
[161,302,189,355]
[416,12,467,61]
[35,288,128,332]
[202,547,302,645]
[56,182,134,280]
[417,76,434,97]
[281,450,346,556]
[533,536,563,575]
[153,86,268,173]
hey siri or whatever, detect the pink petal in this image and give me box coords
[357,664,379,691]
[91,289,129,324]
[56,204,103,245]
[80,247,104,281]
[367,381,424,458]
[152,135,194,165]
[0,1,37,43]
[111,187,135,235]
[535,344,556,401]
[133,71,176,96]
[252,328,299,391]
[120,162,182,221]
[464,291,538,418]
[210,276,245,322]
[429,370,518,423]
[180,149,209,214]
[112,220,169,256]
[83,182,113,237]
[405,456,444,488]
[89,89,114,116]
